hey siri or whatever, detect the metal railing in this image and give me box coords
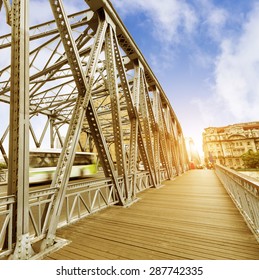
[215,164,259,242]
[0,170,8,185]
[59,178,119,227]
[0,195,15,258]
[0,171,154,258]
[136,171,152,192]
[28,187,58,242]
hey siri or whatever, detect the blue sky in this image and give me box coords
[1,0,259,155]
[111,0,259,154]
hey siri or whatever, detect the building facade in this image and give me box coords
[203,122,259,169]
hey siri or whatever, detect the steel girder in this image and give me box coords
[0,0,189,258]
[7,0,34,260]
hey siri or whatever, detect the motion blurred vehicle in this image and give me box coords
[29,149,98,184]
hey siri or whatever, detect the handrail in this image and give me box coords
[215,164,259,242]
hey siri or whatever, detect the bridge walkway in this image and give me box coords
[43,170,259,260]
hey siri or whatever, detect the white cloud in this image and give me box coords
[189,2,259,129]
[0,1,86,29]
[213,3,259,122]
[112,0,229,44]
[112,0,198,43]
[30,0,86,25]
[197,0,228,41]
[111,0,231,77]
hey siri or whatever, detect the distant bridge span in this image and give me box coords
[0,0,189,259]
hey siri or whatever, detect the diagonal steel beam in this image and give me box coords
[158,104,174,178]
[104,24,130,199]
[0,0,11,25]
[42,1,125,249]
[42,0,108,248]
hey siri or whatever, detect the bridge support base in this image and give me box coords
[123,197,140,207]
[114,197,140,208]
[30,237,70,260]
[9,233,34,260]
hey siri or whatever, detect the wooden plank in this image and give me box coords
[61,217,259,259]
[43,170,259,260]
[78,217,259,254]
[57,225,181,260]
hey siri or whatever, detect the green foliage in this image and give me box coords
[0,162,7,170]
[241,150,259,169]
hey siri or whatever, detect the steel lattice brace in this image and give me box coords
[0,0,189,259]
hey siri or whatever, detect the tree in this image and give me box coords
[241,150,259,169]
[0,162,7,170]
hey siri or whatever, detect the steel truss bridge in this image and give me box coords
[0,0,190,259]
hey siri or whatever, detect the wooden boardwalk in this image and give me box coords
[44,170,259,260]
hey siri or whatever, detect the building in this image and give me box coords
[202,121,259,169]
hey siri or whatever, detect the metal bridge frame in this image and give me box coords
[0,0,189,259]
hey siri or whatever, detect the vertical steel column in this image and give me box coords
[143,83,160,185]
[178,132,188,172]
[104,24,130,200]
[158,104,172,179]
[171,120,182,175]
[129,61,156,188]
[112,29,139,200]
[8,0,33,259]
[170,131,179,175]
[49,117,55,148]
[139,69,158,186]
[128,62,141,197]
[152,87,161,184]
[164,107,175,175]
